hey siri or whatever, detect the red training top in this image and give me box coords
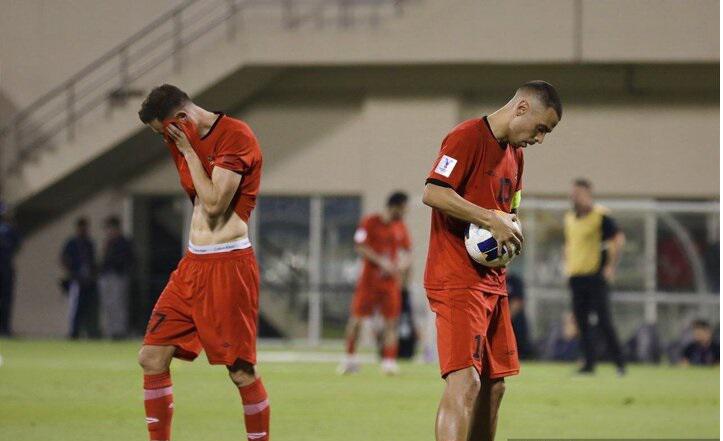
[354,214,412,290]
[424,117,524,295]
[163,113,263,222]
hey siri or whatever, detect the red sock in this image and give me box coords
[382,343,398,360]
[143,372,174,441]
[346,335,357,355]
[239,378,270,441]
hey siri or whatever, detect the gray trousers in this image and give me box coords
[98,273,129,338]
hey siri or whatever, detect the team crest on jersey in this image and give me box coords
[435,155,457,178]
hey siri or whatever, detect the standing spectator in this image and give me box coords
[564,178,626,375]
[680,320,720,366]
[99,215,134,339]
[0,202,21,337]
[61,217,100,339]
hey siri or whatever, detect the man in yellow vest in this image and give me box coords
[564,178,626,375]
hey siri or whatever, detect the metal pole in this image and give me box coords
[283,0,296,29]
[573,0,583,62]
[119,46,130,90]
[13,119,22,167]
[308,196,323,346]
[522,208,539,339]
[644,211,658,324]
[173,10,183,73]
[227,0,238,40]
[338,0,351,28]
[67,83,76,141]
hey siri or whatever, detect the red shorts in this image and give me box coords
[143,248,260,365]
[351,282,401,319]
[427,288,519,379]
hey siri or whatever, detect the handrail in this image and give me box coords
[0,0,410,175]
[4,0,195,127]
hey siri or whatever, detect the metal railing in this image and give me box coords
[518,198,720,342]
[0,0,410,176]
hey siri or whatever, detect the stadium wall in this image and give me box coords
[1,0,717,110]
[11,78,718,336]
[0,0,183,108]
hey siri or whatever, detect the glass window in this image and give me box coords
[256,196,311,320]
[657,212,718,293]
[254,195,361,338]
[321,196,362,337]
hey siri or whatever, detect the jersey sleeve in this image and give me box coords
[601,214,620,240]
[354,217,371,245]
[425,127,479,191]
[213,129,259,174]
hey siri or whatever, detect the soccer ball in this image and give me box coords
[464,223,516,268]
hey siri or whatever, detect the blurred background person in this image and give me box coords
[61,217,100,339]
[540,311,581,361]
[544,311,581,362]
[507,273,534,360]
[99,215,134,340]
[339,191,411,375]
[679,319,719,366]
[0,202,21,337]
[564,178,626,375]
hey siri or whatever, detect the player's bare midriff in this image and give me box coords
[189,198,248,246]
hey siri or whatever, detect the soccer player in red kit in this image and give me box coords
[136,85,269,441]
[422,81,562,441]
[339,192,412,375]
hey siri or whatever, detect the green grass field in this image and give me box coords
[0,339,718,440]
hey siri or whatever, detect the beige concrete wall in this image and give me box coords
[0,0,183,107]
[1,0,717,108]
[582,0,719,62]
[9,81,719,336]
[461,99,720,198]
[3,0,717,205]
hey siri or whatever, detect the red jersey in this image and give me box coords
[354,214,411,289]
[163,113,263,222]
[424,117,524,295]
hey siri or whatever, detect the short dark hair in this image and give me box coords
[105,215,121,229]
[573,178,592,190]
[518,80,562,120]
[76,217,89,228]
[387,191,408,207]
[692,319,712,330]
[138,84,190,124]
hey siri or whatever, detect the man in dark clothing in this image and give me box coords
[0,202,21,337]
[61,217,100,339]
[99,216,134,339]
[507,273,533,360]
[681,320,720,366]
[564,179,626,375]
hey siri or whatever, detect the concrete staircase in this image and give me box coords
[1,0,415,228]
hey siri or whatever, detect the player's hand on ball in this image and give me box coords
[487,210,524,256]
[166,123,193,156]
